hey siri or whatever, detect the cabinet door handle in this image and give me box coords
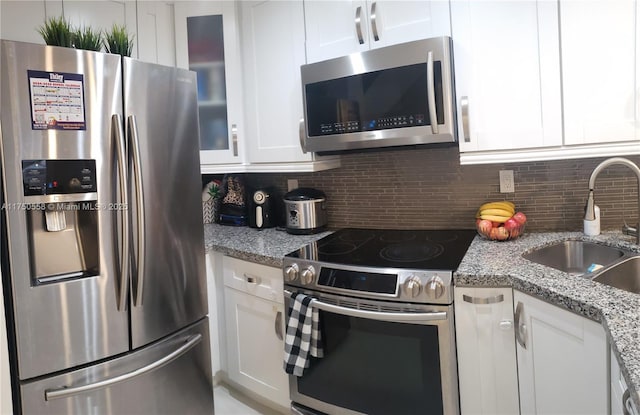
[275,311,283,341]
[515,301,527,350]
[624,389,631,415]
[355,6,365,45]
[461,96,470,142]
[231,123,238,157]
[463,294,504,305]
[370,2,379,41]
[243,273,260,284]
[427,51,439,134]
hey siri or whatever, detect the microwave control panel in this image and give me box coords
[319,114,426,135]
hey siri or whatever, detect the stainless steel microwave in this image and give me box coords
[300,36,456,153]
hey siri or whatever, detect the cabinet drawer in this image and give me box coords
[222,256,283,302]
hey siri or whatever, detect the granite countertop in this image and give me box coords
[204,224,640,408]
[203,223,332,267]
[456,230,640,409]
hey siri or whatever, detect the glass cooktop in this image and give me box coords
[286,228,477,270]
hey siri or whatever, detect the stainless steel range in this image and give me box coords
[283,228,476,415]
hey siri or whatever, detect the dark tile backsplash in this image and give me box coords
[215,147,640,232]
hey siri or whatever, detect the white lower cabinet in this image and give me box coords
[612,348,627,415]
[205,252,225,380]
[455,287,520,415]
[611,348,640,415]
[222,256,290,410]
[514,290,608,415]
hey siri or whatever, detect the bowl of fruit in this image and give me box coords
[475,201,527,241]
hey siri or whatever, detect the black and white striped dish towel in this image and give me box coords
[283,292,324,376]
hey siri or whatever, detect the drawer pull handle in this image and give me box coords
[244,273,260,284]
[462,294,504,304]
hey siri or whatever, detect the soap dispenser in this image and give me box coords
[584,206,600,236]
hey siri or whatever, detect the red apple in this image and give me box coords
[513,212,527,225]
[504,217,520,231]
[491,226,509,241]
[477,219,493,237]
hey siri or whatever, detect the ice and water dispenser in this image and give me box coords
[22,159,99,284]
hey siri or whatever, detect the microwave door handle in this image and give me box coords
[427,51,439,134]
[461,96,470,142]
[112,114,129,312]
[299,118,307,153]
[355,6,365,44]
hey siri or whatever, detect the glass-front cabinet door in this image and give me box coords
[175,1,244,168]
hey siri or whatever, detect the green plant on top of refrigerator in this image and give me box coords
[73,26,102,51]
[37,16,73,47]
[103,24,134,57]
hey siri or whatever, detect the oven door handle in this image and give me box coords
[284,290,448,322]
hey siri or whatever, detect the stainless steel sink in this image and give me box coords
[523,241,625,275]
[592,256,640,294]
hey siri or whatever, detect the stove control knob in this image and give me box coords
[425,276,445,299]
[403,276,422,298]
[284,264,299,282]
[301,266,316,285]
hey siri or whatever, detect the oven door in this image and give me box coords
[285,289,458,415]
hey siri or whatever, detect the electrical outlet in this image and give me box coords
[287,179,298,191]
[499,170,515,193]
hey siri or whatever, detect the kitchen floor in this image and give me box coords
[214,384,282,415]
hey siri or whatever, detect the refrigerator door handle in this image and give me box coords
[128,115,146,307]
[44,334,202,401]
[112,114,129,311]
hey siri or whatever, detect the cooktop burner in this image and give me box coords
[287,228,477,270]
[379,242,445,263]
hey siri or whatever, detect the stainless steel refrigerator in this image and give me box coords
[0,40,213,414]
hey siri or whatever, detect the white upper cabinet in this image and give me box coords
[136,1,176,66]
[561,0,640,145]
[0,1,63,44]
[240,0,308,164]
[453,0,640,164]
[175,1,246,169]
[452,0,563,156]
[239,0,340,171]
[63,0,137,56]
[304,0,451,64]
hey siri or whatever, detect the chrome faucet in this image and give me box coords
[585,157,640,244]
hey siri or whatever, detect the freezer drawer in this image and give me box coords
[20,318,213,415]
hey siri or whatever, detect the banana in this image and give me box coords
[478,201,515,214]
[479,208,514,218]
[479,214,510,223]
